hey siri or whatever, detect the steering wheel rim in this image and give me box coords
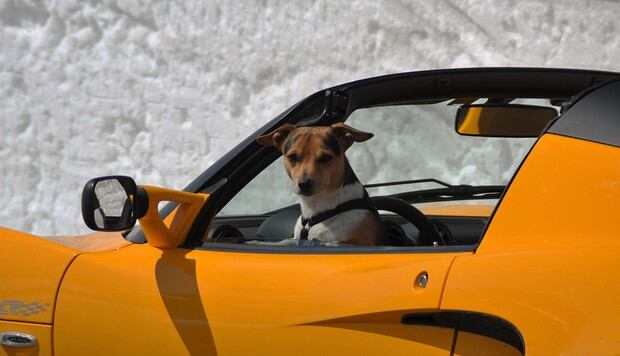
[371,196,445,246]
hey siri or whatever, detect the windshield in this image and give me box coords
[219,99,554,216]
[344,100,540,197]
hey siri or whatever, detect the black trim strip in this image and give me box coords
[402,311,524,354]
[195,243,474,255]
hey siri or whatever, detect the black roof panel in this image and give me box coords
[549,79,620,148]
[332,67,620,113]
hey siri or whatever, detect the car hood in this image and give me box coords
[0,227,130,324]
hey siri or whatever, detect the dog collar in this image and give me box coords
[299,191,377,241]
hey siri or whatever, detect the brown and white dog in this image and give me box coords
[256,123,385,246]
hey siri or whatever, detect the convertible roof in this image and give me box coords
[329,67,620,114]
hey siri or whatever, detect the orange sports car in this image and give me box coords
[1,68,619,355]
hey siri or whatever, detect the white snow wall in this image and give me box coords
[1,0,619,235]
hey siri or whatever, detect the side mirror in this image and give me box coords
[81,176,148,232]
[455,104,558,137]
[81,175,208,248]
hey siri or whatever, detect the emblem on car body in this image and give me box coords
[0,300,50,317]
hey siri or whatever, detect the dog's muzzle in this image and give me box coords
[297,177,314,196]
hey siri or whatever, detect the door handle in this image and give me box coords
[0,331,37,348]
[415,271,428,288]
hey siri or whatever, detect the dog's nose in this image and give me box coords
[298,177,314,194]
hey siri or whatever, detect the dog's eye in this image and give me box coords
[287,154,298,163]
[317,154,333,164]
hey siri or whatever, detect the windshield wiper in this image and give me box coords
[364,179,503,204]
[264,179,505,215]
[391,184,504,204]
[364,178,452,189]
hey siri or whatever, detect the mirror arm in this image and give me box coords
[138,185,209,249]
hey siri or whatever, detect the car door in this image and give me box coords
[185,246,470,355]
[54,241,469,355]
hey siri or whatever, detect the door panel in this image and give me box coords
[193,248,461,355]
[55,244,467,355]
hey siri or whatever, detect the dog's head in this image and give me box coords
[257,123,373,196]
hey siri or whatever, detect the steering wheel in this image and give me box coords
[371,196,445,246]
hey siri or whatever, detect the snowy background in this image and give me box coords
[1,0,619,235]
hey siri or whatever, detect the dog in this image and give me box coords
[256,122,386,246]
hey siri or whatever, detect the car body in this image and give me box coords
[1,68,620,355]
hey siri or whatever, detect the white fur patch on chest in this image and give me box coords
[293,209,372,242]
[298,182,363,217]
[292,181,372,243]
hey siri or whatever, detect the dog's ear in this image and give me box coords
[331,122,373,149]
[256,123,296,151]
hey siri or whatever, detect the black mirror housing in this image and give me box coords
[81,176,148,232]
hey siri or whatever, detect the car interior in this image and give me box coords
[208,207,490,247]
[200,96,561,249]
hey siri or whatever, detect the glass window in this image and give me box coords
[344,103,536,197]
[218,156,296,216]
